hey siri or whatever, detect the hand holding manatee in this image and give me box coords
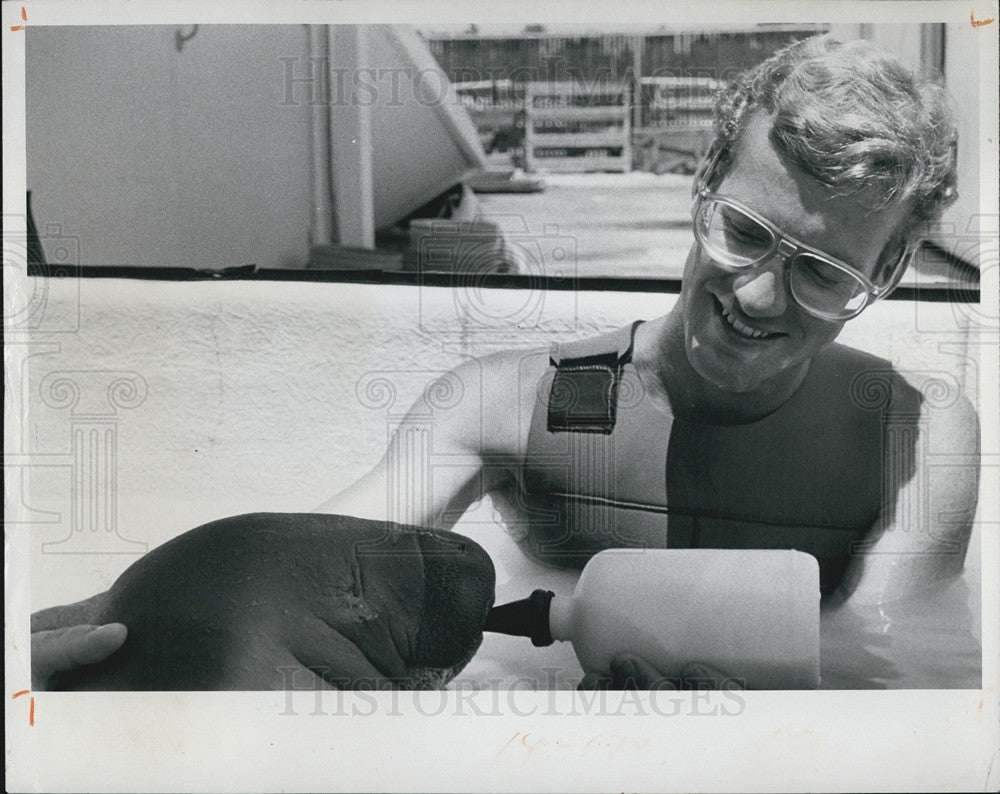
[45,513,496,690]
[31,623,128,691]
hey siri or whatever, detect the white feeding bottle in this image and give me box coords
[484,548,821,689]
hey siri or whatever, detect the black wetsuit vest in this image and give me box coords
[520,322,902,591]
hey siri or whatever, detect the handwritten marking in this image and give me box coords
[971,9,996,26]
[9,6,26,31]
[494,730,649,765]
[12,690,35,726]
[492,731,521,764]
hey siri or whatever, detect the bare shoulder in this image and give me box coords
[434,346,551,460]
[878,358,981,456]
[821,342,979,442]
[918,380,979,453]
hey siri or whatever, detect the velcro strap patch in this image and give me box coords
[547,351,622,434]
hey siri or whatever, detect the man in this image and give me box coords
[32,35,978,689]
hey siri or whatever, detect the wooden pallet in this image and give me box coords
[523,82,631,173]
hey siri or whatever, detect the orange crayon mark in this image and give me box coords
[971,9,995,26]
[12,689,35,726]
[492,731,520,764]
[10,6,27,31]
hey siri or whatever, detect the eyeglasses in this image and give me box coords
[692,190,910,321]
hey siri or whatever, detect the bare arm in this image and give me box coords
[812,387,980,687]
[315,349,544,529]
[832,386,980,607]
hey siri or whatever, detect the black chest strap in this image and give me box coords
[547,320,643,434]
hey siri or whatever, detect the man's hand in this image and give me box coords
[579,655,743,690]
[31,624,127,690]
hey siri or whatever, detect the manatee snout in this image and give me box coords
[410,529,496,672]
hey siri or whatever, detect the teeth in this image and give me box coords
[721,307,777,339]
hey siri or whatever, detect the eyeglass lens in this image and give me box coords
[698,199,868,319]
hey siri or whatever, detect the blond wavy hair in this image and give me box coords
[703,34,959,285]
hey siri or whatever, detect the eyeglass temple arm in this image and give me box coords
[693,144,728,198]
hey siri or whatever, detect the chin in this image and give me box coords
[682,295,819,396]
[683,320,786,394]
[687,348,772,393]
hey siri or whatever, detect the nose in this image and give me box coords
[732,259,788,318]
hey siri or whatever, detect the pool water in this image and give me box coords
[819,526,982,689]
[820,575,980,689]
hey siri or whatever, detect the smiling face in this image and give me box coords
[680,114,912,394]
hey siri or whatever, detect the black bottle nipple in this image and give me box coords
[483,588,555,647]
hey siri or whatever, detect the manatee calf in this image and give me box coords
[50,513,496,690]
